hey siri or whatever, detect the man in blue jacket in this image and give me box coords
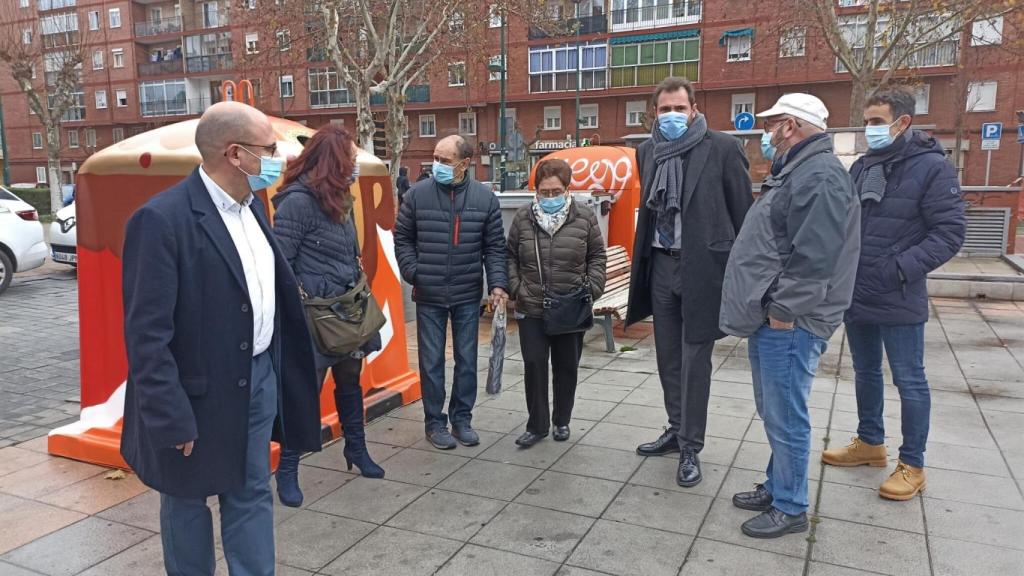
[822,88,965,501]
[394,135,508,450]
[121,102,321,575]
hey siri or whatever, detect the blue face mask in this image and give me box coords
[432,160,455,185]
[658,111,689,140]
[760,131,776,161]
[865,121,898,150]
[237,146,284,192]
[538,194,567,214]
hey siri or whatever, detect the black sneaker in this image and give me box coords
[426,428,457,450]
[733,484,773,512]
[741,507,808,539]
[451,424,480,447]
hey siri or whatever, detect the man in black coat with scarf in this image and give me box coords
[626,77,753,487]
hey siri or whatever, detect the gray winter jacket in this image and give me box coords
[719,135,861,340]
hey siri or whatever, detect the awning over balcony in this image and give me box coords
[609,28,700,45]
[718,28,754,45]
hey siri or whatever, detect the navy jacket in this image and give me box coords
[846,131,965,325]
[120,169,321,499]
[271,182,381,369]
[394,176,507,308]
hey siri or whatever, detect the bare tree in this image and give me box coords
[0,3,92,212]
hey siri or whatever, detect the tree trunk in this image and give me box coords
[384,87,407,186]
[847,74,873,128]
[45,126,63,213]
[355,87,376,156]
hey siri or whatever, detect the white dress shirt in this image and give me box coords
[200,167,276,356]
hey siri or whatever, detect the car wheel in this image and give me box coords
[0,250,12,295]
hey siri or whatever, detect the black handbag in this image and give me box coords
[534,226,593,335]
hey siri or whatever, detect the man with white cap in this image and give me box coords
[719,93,861,539]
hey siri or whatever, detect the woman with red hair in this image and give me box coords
[271,124,384,507]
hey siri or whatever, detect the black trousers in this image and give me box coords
[650,249,715,452]
[518,316,585,434]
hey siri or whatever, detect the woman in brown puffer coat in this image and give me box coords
[507,159,607,448]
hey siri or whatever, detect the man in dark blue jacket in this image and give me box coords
[121,102,321,575]
[822,88,965,501]
[394,135,508,450]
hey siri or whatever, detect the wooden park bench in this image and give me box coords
[592,245,631,352]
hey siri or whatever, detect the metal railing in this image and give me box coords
[135,16,182,37]
[137,59,184,76]
[140,97,211,118]
[610,1,701,32]
[186,53,233,73]
[528,14,608,39]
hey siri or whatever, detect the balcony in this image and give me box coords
[836,38,959,72]
[369,85,430,105]
[135,16,182,38]
[141,97,211,118]
[528,14,608,39]
[138,59,184,76]
[610,1,701,32]
[186,53,233,73]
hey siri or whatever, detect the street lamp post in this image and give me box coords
[573,0,581,147]
[488,9,508,193]
[0,99,10,186]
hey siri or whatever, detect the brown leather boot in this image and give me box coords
[879,461,926,501]
[821,437,887,467]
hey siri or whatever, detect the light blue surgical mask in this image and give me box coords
[538,194,567,214]
[432,160,455,185]
[760,131,776,161]
[658,112,689,140]
[237,146,284,192]
[865,121,898,150]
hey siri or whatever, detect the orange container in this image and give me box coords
[48,117,420,469]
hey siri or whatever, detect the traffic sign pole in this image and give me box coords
[985,150,992,186]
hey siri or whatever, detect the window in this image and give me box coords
[112,127,124,142]
[22,29,32,44]
[966,81,997,112]
[95,89,107,108]
[140,80,186,116]
[836,13,958,72]
[611,37,700,88]
[108,8,121,28]
[610,0,701,31]
[85,128,96,148]
[88,10,99,30]
[92,49,103,69]
[972,16,1003,46]
[111,48,124,68]
[726,34,752,62]
[202,2,220,27]
[37,0,78,8]
[307,68,354,107]
[32,132,43,149]
[116,89,128,107]
[488,4,503,28]
[579,103,598,128]
[914,85,930,115]
[245,33,258,54]
[20,0,30,7]
[625,100,646,126]
[448,11,465,33]
[47,89,85,121]
[330,118,345,126]
[279,74,294,97]
[277,29,291,51]
[779,27,805,58]
[731,93,755,118]
[488,55,504,81]
[459,112,477,135]
[448,62,466,87]
[245,0,256,8]
[40,12,78,47]
[529,42,607,93]
[419,114,436,137]
[544,106,562,130]
[37,167,48,184]
[67,129,79,148]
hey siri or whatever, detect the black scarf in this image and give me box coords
[856,131,910,204]
[647,113,707,248]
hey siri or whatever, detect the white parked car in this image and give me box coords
[0,186,47,294]
[49,201,77,267]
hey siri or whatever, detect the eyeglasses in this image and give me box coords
[235,142,278,158]
[537,188,566,198]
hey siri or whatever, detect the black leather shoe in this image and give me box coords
[515,431,547,448]
[733,484,773,512]
[552,426,570,442]
[741,507,808,539]
[636,430,680,456]
[676,449,702,487]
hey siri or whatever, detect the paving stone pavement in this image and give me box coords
[1,274,1023,575]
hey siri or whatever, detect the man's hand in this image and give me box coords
[490,288,509,309]
[175,441,195,457]
[768,316,795,331]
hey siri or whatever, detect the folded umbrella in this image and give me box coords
[486,300,507,395]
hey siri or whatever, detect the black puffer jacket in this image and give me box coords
[272,182,381,367]
[507,201,607,318]
[394,176,508,307]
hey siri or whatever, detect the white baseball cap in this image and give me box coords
[756,93,829,130]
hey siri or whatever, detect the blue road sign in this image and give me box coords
[734,112,755,131]
[1018,124,1024,144]
[982,122,1003,140]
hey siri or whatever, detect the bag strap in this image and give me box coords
[533,227,545,289]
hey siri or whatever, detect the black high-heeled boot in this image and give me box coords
[336,372,384,479]
[276,449,304,507]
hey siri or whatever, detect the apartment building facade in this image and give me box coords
[1,0,1021,188]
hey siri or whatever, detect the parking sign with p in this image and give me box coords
[981,122,1002,151]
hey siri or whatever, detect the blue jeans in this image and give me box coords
[160,352,277,576]
[845,322,929,468]
[749,325,827,516]
[417,302,480,432]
